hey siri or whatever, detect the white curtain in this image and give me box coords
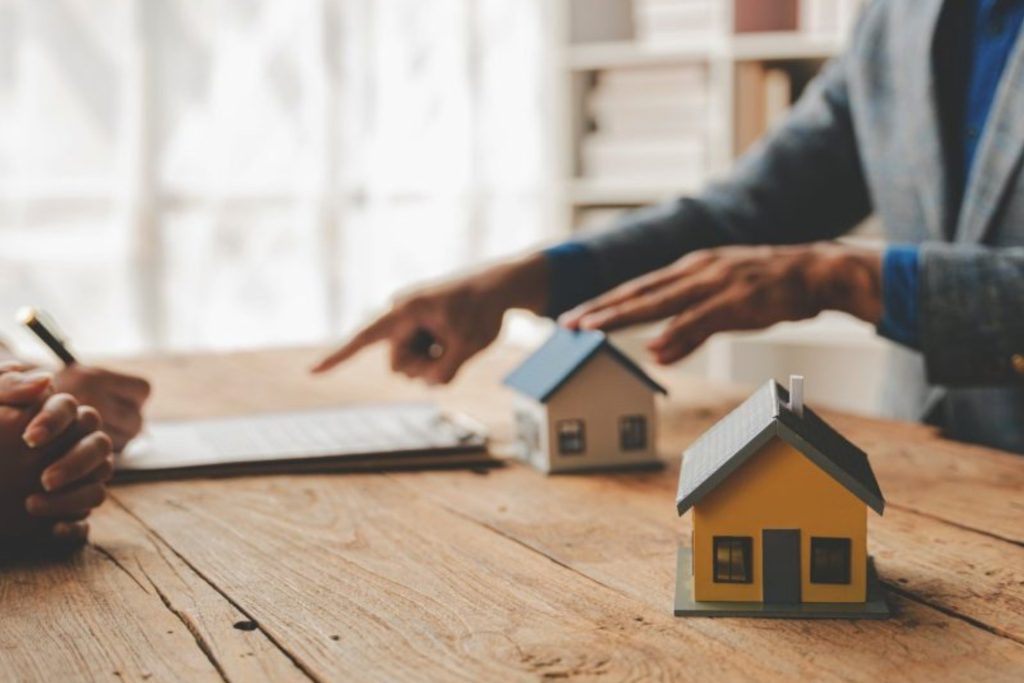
[0,0,559,356]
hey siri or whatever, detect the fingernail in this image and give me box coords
[41,470,61,492]
[22,426,47,449]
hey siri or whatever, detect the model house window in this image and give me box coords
[619,415,647,450]
[811,537,852,584]
[713,536,752,583]
[556,419,586,455]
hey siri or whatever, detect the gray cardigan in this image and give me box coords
[576,0,1024,453]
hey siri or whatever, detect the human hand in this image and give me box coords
[312,254,551,384]
[560,243,882,365]
[54,365,150,452]
[0,365,113,549]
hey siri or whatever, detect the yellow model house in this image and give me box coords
[673,376,890,619]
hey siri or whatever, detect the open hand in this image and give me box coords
[560,243,882,365]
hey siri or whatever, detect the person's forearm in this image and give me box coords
[486,252,551,316]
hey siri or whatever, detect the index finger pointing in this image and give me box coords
[311,313,397,374]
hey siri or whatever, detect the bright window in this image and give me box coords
[0,0,554,355]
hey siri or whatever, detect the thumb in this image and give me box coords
[0,370,54,405]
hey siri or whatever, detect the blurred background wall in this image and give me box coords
[0,0,561,353]
[0,0,893,414]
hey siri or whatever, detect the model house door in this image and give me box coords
[762,529,801,604]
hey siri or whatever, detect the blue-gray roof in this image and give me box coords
[503,327,667,403]
[676,380,885,516]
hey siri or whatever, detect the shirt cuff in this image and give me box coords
[542,242,604,318]
[877,245,921,348]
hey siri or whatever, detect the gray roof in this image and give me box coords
[676,380,885,516]
[503,327,667,403]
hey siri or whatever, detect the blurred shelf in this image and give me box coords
[730,31,844,61]
[565,39,719,70]
[565,32,843,71]
[570,179,693,205]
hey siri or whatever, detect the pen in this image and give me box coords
[409,328,446,360]
[17,306,78,367]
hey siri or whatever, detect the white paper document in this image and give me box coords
[117,403,490,480]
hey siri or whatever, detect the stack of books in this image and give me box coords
[733,0,798,33]
[580,65,709,190]
[632,0,723,44]
[634,0,863,40]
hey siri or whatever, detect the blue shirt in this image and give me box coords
[545,1,1024,347]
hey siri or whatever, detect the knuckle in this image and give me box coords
[620,282,643,298]
[689,249,716,265]
[55,392,79,409]
[645,296,671,316]
[78,405,102,424]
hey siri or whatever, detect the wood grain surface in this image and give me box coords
[1,344,1022,682]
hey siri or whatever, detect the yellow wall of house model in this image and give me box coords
[692,437,867,603]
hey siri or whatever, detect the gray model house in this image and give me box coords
[503,327,667,473]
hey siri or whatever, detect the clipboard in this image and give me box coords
[115,402,495,482]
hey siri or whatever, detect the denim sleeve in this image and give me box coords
[877,245,921,348]
[542,242,604,318]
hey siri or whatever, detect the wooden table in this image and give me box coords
[2,345,1023,682]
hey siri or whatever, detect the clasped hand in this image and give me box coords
[0,364,114,549]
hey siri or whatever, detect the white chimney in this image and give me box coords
[788,375,804,418]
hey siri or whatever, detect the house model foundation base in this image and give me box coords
[673,547,891,619]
